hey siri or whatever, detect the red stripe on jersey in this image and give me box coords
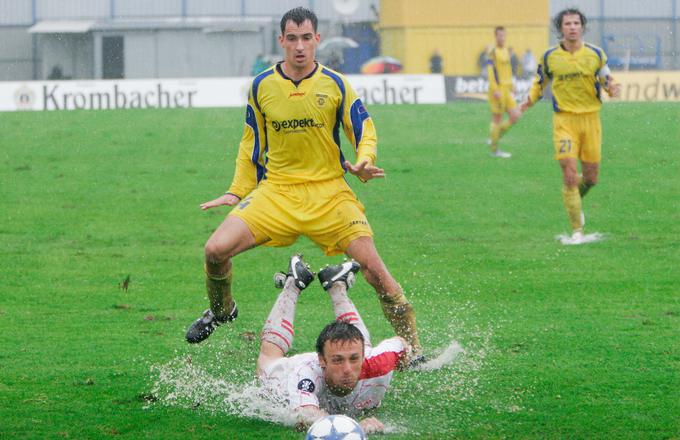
[359,350,401,379]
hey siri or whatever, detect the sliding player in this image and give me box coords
[257,255,411,434]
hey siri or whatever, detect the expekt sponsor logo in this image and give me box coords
[271,118,324,132]
[41,83,198,110]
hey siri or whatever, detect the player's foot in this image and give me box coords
[408,353,428,369]
[318,260,361,290]
[273,254,315,291]
[185,303,238,344]
[490,150,512,158]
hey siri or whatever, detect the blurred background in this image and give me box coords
[1,0,678,81]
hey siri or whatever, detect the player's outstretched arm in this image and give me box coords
[199,193,241,210]
[344,160,385,182]
[360,416,385,434]
[519,97,532,113]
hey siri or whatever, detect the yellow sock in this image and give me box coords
[379,292,421,353]
[499,120,512,136]
[562,185,583,232]
[490,122,501,151]
[205,265,235,320]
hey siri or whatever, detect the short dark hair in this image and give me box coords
[315,320,364,355]
[494,26,505,34]
[280,7,318,35]
[553,8,587,36]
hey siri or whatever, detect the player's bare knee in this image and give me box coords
[204,240,226,264]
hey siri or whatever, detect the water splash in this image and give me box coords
[146,281,512,436]
[148,354,297,426]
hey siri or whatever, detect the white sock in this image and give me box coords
[261,277,300,354]
[327,282,371,348]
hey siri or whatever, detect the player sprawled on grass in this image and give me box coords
[185,7,422,361]
[520,8,621,245]
[487,26,522,158]
[257,255,411,434]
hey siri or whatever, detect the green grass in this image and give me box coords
[1,101,679,439]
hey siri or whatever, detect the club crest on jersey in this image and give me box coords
[297,378,315,393]
[316,93,328,107]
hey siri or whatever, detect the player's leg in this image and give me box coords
[554,113,584,239]
[186,215,258,343]
[257,254,315,376]
[187,184,299,343]
[303,179,420,356]
[559,158,583,234]
[579,114,602,198]
[345,236,421,355]
[318,260,371,347]
[580,161,599,197]
[489,112,507,156]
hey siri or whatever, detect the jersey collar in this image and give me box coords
[276,61,319,87]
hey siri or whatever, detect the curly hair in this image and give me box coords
[553,8,587,37]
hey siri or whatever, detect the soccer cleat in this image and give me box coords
[274,254,315,290]
[490,150,512,158]
[185,304,238,344]
[408,353,428,369]
[557,230,604,245]
[318,260,361,291]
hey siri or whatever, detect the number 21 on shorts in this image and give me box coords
[559,139,572,153]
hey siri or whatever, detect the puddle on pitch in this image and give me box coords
[147,283,503,435]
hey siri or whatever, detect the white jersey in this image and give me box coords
[260,337,406,418]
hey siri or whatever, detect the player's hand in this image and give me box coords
[200,193,240,210]
[607,82,622,98]
[344,160,385,182]
[519,99,531,113]
[360,417,385,434]
[493,90,501,100]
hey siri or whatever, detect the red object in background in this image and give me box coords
[360,56,403,74]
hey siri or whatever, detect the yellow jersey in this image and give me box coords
[227,62,378,199]
[529,43,610,113]
[487,47,514,90]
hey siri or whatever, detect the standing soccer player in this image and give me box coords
[185,7,422,359]
[487,26,522,158]
[520,8,621,244]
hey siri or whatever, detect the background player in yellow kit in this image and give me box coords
[185,7,422,360]
[520,8,621,244]
[487,26,522,158]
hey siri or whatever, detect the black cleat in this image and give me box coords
[408,354,428,369]
[185,304,238,344]
[273,254,315,291]
[318,260,361,291]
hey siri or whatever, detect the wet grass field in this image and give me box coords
[1,101,679,439]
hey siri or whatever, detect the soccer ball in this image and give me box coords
[305,415,366,440]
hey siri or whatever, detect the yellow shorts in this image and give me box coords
[552,111,602,162]
[488,86,517,114]
[229,177,373,256]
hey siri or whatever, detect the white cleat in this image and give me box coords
[557,230,604,245]
[490,150,512,158]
